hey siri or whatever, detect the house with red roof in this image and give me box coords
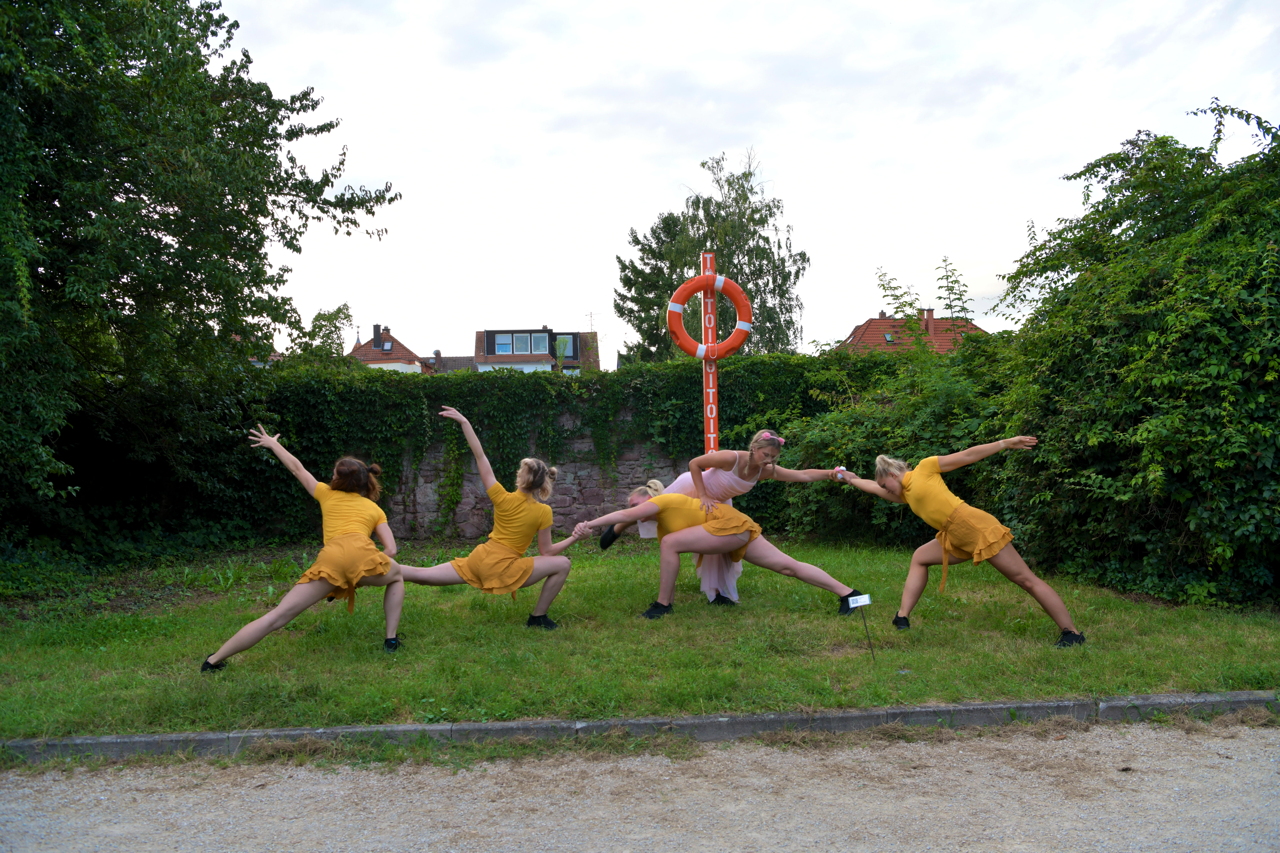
[837,309,985,354]
[347,324,431,373]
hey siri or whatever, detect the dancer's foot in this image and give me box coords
[1054,629,1085,648]
[384,637,401,652]
[201,656,226,673]
[892,614,910,630]
[600,525,621,550]
[837,589,865,615]
[526,614,559,630]
[642,601,673,620]
[709,593,736,606]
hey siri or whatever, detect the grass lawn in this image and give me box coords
[0,539,1276,740]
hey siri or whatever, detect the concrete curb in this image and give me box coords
[5,690,1275,763]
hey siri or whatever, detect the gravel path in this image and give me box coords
[2,722,1278,852]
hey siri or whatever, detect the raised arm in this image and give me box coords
[688,449,738,513]
[572,500,661,539]
[537,526,582,557]
[440,407,497,490]
[249,425,319,496]
[836,470,905,504]
[937,436,1037,473]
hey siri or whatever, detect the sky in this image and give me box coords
[213,0,1280,366]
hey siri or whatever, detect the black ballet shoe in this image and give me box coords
[642,601,673,619]
[599,525,621,550]
[837,589,865,615]
[892,614,911,630]
[709,593,736,606]
[383,637,401,652]
[526,614,559,630]
[201,656,226,673]
[1054,630,1085,648]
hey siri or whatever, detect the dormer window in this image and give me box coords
[884,333,894,343]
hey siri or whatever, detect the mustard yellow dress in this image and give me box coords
[901,456,1013,591]
[297,483,393,611]
[451,483,553,595]
[648,493,763,563]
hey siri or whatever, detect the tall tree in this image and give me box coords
[0,0,398,509]
[614,153,808,361]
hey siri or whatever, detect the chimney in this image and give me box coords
[372,324,382,348]
[878,311,887,319]
[925,308,935,335]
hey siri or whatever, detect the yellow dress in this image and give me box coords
[297,483,393,611]
[901,456,1012,591]
[451,483,553,595]
[648,493,763,563]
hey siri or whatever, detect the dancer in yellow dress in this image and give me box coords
[203,426,405,671]
[399,407,581,629]
[839,436,1084,647]
[574,490,862,619]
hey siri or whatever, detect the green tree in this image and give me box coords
[994,101,1280,602]
[0,0,398,513]
[614,152,808,361]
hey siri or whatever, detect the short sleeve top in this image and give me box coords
[313,483,388,544]
[648,493,709,540]
[487,482,553,552]
[900,456,964,530]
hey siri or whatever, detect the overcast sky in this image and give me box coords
[215,0,1280,365]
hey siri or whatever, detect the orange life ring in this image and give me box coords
[666,274,754,359]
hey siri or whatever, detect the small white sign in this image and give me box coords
[846,594,871,609]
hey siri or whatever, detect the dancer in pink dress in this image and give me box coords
[601,430,844,604]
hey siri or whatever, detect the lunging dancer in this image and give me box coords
[203,426,404,671]
[838,437,1085,647]
[576,488,862,619]
[398,407,581,629]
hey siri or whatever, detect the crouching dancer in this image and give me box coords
[203,426,405,671]
[574,488,862,619]
[398,407,581,628]
[838,437,1084,647]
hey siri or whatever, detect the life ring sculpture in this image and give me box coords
[666,274,753,359]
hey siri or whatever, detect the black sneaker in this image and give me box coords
[201,656,226,673]
[642,601,673,619]
[709,593,736,606]
[526,614,558,630]
[837,589,865,615]
[384,637,401,652]
[1055,630,1086,648]
[600,525,621,550]
[892,614,910,630]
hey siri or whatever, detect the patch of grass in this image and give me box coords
[0,540,1276,739]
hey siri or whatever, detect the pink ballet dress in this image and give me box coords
[666,464,760,602]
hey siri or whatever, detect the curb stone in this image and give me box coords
[5,690,1275,763]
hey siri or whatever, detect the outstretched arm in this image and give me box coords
[440,407,497,491]
[769,465,847,484]
[249,425,319,496]
[537,526,582,557]
[688,449,738,513]
[937,436,1037,473]
[572,501,661,538]
[836,470,906,504]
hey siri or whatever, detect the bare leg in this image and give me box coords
[741,536,854,596]
[208,579,336,664]
[522,556,571,616]
[356,562,403,638]
[898,540,952,618]
[399,562,467,586]
[987,544,1078,632]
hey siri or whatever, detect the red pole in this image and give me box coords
[701,252,717,453]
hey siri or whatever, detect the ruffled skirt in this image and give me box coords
[451,539,535,596]
[297,533,393,612]
[935,503,1013,592]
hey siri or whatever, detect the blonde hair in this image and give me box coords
[748,429,784,452]
[628,479,665,501]
[516,458,557,501]
[874,455,909,482]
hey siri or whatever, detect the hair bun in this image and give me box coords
[547,466,558,480]
[368,463,382,477]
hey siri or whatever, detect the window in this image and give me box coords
[513,333,530,354]
[532,333,549,354]
[382,341,393,351]
[494,333,512,354]
[555,335,574,358]
[883,333,894,343]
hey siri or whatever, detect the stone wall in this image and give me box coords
[386,437,690,540]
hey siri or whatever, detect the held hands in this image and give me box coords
[248,425,282,449]
[1001,436,1038,451]
[572,522,594,539]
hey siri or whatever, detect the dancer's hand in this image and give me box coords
[573,522,593,539]
[830,466,849,482]
[439,406,469,425]
[248,425,281,449]
[699,495,719,516]
[1001,435,1038,451]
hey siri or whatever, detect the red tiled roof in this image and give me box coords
[348,332,423,366]
[838,310,985,354]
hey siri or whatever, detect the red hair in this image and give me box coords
[330,456,382,500]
